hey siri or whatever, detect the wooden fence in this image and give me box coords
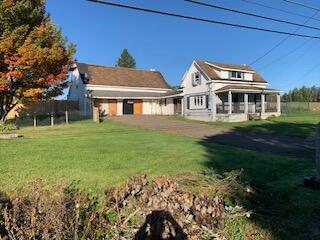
[8,100,79,119]
[281,102,320,112]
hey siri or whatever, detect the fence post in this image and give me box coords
[316,124,320,180]
[65,111,69,124]
[33,113,37,128]
[51,113,54,127]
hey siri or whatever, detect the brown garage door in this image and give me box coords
[133,100,142,115]
[108,99,118,116]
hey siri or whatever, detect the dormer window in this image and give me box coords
[192,72,201,86]
[230,71,243,79]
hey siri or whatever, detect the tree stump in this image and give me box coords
[93,107,100,123]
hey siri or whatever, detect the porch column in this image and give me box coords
[181,98,184,115]
[277,93,281,113]
[244,93,248,114]
[228,91,232,115]
[183,96,188,116]
[261,93,265,114]
[211,91,217,120]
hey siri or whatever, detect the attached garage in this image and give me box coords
[69,63,183,116]
[123,99,143,115]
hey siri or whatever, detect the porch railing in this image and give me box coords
[216,102,277,114]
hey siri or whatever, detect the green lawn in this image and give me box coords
[0,119,319,239]
[172,111,320,138]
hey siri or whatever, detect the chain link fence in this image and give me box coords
[281,102,320,113]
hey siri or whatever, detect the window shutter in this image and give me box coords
[187,97,190,109]
[206,95,209,109]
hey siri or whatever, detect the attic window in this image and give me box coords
[192,72,201,86]
[80,73,90,84]
[230,71,243,79]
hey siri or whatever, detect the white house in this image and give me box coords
[68,60,281,122]
[181,60,281,122]
[68,63,183,116]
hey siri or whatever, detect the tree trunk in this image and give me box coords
[316,124,320,180]
[0,109,7,125]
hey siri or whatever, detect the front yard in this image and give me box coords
[0,118,319,239]
[172,111,320,138]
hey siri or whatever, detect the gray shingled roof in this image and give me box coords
[195,60,267,83]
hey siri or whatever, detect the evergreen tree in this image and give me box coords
[281,86,320,102]
[116,49,136,68]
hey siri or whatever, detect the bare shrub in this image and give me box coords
[0,174,230,239]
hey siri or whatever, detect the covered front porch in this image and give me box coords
[213,86,281,122]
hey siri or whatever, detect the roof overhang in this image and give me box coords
[90,90,183,100]
[215,85,281,94]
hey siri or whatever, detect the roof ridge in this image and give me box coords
[76,62,161,73]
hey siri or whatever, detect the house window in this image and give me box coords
[230,71,243,79]
[189,95,207,109]
[192,72,201,86]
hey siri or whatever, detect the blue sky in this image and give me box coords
[46,0,320,92]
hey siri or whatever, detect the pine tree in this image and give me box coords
[116,49,136,68]
[281,86,320,102]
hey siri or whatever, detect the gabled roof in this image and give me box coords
[195,60,267,83]
[76,63,172,89]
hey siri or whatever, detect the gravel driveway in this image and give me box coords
[109,115,314,157]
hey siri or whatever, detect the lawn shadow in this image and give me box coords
[135,210,187,240]
[198,125,320,239]
[0,191,10,238]
[205,126,314,158]
[232,121,316,139]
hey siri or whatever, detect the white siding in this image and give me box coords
[161,98,174,115]
[68,69,90,115]
[244,73,253,81]
[117,100,123,115]
[181,62,209,95]
[141,99,174,115]
[220,71,229,79]
[142,100,156,115]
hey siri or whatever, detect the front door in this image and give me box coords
[174,98,182,114]
[123,99,134,115]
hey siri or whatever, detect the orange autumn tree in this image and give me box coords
[0,0,75,123]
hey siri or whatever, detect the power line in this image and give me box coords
[241,0,320,23]
[257,38,314,70]
[86,0,320,39]
[249,10,319,66]
[185,0,320,31]
[297,59,320,80]
[283,0,320,12]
